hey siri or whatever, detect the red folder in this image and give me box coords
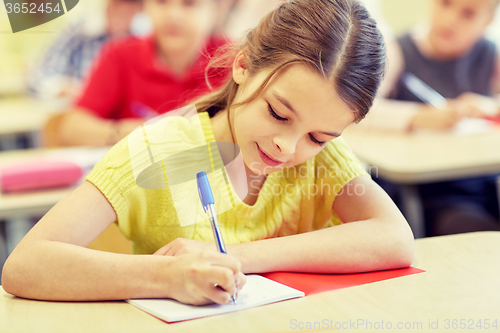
[262,267,425,296]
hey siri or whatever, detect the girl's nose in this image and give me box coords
[273,134,298,156]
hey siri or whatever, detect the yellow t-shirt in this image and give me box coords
[86,112,369,254]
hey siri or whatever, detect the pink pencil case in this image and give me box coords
[0,160,83,193]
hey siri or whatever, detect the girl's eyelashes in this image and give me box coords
[267,103,288,122]
[309,134,326,147]
[268,103,326,147]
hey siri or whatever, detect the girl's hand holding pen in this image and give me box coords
[154,243,246,306]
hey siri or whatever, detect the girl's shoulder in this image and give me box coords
[93,111,201,168]
[315,137,358,165]
[312,137,368,181]
[86,111,207,196]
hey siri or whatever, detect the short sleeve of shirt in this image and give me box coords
[85,115,371,252]
[76,40,124,118]
[85,137,135,231]
[84,114,200,245]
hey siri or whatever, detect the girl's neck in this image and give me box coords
[210,108,267,206]
[243,163,267,206]
[210,108,234,144]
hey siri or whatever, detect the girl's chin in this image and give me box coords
[244,161,284,177]
[245,164,268,176]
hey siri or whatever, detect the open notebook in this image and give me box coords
[127,274,304,322]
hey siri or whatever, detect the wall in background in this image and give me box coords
[380,0,500,45]
[0,0,104,75]
[0,0,498,81]
[381,0,429,35]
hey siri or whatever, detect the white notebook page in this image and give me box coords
[127,274,305,322]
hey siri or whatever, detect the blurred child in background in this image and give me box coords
[27,0,143,100]
[369,0,500,235]
[373,0,500,131]
[52,0,233,147]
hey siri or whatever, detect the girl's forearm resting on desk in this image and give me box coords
[1,177,412,300]
[2,241,241,303]
[159,177,415,274]
[1,182,242,304]
[230,219,414,274]
[3,241,172,300]
[231,176,415,274]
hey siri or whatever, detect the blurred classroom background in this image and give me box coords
[0,1,105,95]
[1,0,500,271]
[1,0,499,99]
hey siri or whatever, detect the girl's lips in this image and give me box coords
[257,144,283,167]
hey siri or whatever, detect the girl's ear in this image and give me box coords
[232,50,248,85]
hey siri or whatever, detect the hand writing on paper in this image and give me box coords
[154,242,246,305]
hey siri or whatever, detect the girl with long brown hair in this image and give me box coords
[3,0,414,306]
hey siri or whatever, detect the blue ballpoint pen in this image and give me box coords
[196,171,236,304]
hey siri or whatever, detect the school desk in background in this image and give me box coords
[402,72,500,134]
[0,147,117,262]
[0,97,66,150]
[342,124,500,238]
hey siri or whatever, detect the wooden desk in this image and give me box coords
[1,232,499,333]
[0,97,67,149]
[342,126,500,184]
[0,72,25,97]
[0,97,67,136]
[342,126,500,238]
